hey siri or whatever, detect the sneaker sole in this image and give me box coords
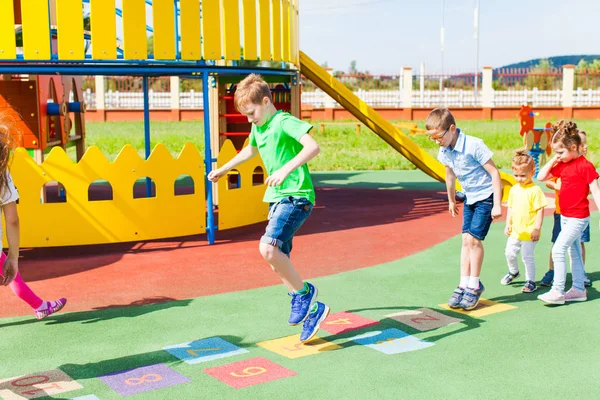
[300,304,330,343]
[461,299,480,311]
[539,283,552,287]
[565,297,587,302]
[289,286,318,326]
[537,297,565,305]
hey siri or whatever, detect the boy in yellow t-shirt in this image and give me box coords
[502,150,548,293]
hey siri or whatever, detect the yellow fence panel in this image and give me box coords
[21,0,51,60]
[281,0,290,62]
[122,0,147,59]
[56,0,85,60]
[201,0,221,60]
[90,0,117,59]
[152,0,176,60]
[242,0,258,60]
[223,0,241,60]
[4,144,206,248]
[217,140,268,230]
[258,0,270,60]
[180,0,201,60]
[271,0,281,61]
[0,1,17,59]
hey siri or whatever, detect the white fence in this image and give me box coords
[83,88,600,110]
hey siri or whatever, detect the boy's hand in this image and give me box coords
[448,201,459,217]
[531,228,540,242]
[491,205,502,220]
[265,169,290,187]
[207,168,225,183]
[1,257,18,286]
[555,178,561,190]
[504,224,512,236]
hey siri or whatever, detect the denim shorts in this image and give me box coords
[552,212,590,243]
[462,194,494,241]
[260,196,313,257]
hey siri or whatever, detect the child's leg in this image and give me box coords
[568,219,589,291]
[521,241,537,282]
[9,272,44,309]
[464,195,494,287]
[259,197,313,292]
[259,242,303,292]
[552,217,588,293]
[568,239,585,291]
[0,252,43,309]
[505,237,521,275]
[460,233,471,286]
[547,212,562,272]
[467,235,484,283]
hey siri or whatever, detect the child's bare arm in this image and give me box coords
[482,159,502,219]
[445,166,458,217]
[531,207,544,241]
[265,134,320,187]
[1,202,19,286]
[207,145,259,182]
[537,155,559,181]
[545,179,560,191]
[589,179,600,216]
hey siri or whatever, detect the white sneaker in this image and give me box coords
[565,287,587,302]
[537,289,565,305]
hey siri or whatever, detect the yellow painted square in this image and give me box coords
[257,334,341,359]
[438,298,517,317]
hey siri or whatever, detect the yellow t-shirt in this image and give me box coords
[507,182,548,241]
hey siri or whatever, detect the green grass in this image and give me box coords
[79,119,600,170]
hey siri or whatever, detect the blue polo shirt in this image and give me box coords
[438,130,494,205]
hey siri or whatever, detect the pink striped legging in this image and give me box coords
[0,252,43,309]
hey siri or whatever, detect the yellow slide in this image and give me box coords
[299,51,514,200]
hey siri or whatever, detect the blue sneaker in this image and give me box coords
[448,286,465,309]
[288,282,318,325]
[300,302,330,342]
[540,270,554,287]
[459,282,485,311]
[584,275,592,287]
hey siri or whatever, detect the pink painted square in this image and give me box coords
[203,357,296,389]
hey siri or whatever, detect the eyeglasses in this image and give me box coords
[429,127,449,142]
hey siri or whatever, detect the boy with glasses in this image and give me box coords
[426,108,503,310]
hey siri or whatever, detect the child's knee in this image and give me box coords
[468,235,482,249]
[259,242,279,261]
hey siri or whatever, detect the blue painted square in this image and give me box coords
[348,328,434,355]
[163,337,248,364]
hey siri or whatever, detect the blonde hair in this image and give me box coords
[512,148,535,171]
[551,120,581,149]
[234,74,273,111]
[0,114,17,199]
[425,108,456,131]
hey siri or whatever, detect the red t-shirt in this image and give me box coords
[550,156,599,218]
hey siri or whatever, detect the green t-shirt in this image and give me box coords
[249,110,315,204]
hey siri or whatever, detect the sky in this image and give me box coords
[298,0,600,74]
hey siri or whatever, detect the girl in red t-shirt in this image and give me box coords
[537,121,600,305]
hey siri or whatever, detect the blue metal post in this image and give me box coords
[202,72,216,244]
[142,76,152,197]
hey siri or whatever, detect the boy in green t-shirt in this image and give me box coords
[208,74,329,342]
